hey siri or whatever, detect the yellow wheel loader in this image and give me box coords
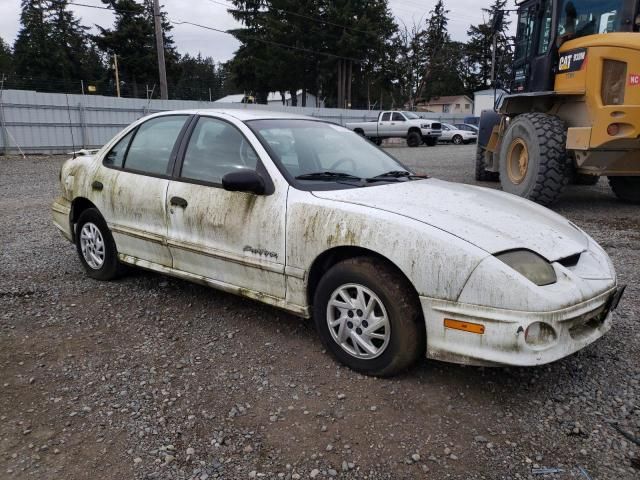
[477,0,640,205]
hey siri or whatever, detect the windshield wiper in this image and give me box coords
[366,170,426,182]
[295,171,362,181]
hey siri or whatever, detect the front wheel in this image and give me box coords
[313,257,425,377]
[498,113,571,206]
[424,137,437,147]
[608,176,640,203]
[75,208,124,280]
[452,135,463,145]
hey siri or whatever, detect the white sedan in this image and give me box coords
[52,110,624,376]
[439,123,478,144]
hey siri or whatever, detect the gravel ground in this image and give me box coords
[1,145,638,480]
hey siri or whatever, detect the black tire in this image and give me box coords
[354,129,365,136]
[452,134,463,145]
[75,208,123,281]
[573,173,599,185]
[313,257,425,377]
[372,137,383,146]
[424,137,437,147]
[608,176,640,203]
[406,131,421,148]
[498,113,571,206]
[475,144,499,182]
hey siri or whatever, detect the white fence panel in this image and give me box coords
[0,89,468,154]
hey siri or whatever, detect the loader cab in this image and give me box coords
[511,0,639,93]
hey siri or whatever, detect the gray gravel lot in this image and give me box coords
[1,144,638,480]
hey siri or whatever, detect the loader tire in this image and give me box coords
[498,113,571,206]
[608,176,640,203]
[475,145,499,182]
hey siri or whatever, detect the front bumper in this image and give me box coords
[421,286,623,367]
[52,197,73,242]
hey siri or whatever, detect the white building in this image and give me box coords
[473,88,508,116]
[214,91,325,107]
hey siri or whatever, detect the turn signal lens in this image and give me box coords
[602,60,627,106]
[444,319,485,335]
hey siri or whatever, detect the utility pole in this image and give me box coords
[113,53,121,98]
[152,0,168,100]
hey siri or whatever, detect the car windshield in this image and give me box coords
[248,119,412,188]
[443,123,456,130]
[402,112,420,120]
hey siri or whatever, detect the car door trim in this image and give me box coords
[109,223,166,245]
[166,238,285,274]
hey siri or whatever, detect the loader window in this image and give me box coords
[514,6,536,62]
[558,0,624,39]
[537,0,554,54]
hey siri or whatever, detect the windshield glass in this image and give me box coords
[248,119,410,187]
[558,0,626,38]
[403,112,420,119]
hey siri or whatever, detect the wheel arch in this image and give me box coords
[306,246,422,315]
[408,126,422,136]
[70,197,99,238]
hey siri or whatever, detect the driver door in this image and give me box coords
[165,115,287,298]
[391,112,407,135]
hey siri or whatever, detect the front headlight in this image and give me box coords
[421,124,431,129]
[495,250,557,286]
[602,59,626,106]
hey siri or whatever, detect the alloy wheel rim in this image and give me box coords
[507,138,529,184]
[80,222,105,269]
[326,283,391,359]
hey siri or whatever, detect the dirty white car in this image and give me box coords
[52,110,625,376]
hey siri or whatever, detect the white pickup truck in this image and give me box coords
[346,111,442,147]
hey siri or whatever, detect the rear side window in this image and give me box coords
[124,115,188,175]
[104,130,134,168]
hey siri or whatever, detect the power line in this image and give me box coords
[208,0,377,36]
[68,0,365,62]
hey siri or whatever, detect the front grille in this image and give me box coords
[568,302,609,340]
[431,123,442,130]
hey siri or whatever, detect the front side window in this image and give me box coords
[104,130,134,168]
[515,5,536,62]
[180,117,258,184]
[392,112,405,121]
[249,120,410,188]
[124,115,188,175]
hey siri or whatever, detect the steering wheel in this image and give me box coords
[329,157,356,172]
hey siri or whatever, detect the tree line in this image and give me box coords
[1,0,513,107]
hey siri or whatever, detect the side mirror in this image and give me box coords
[222,170,265,195]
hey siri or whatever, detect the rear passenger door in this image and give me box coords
[100,114,190,266]
[165,115,287,298]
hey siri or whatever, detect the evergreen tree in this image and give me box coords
[13,0,56,83]
[464,0,512,93]
[95,0,178,97]
[0,37,13,76]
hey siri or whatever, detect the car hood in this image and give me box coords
[312,179,588,261]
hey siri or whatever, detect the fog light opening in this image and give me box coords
[524,322,557,346]
[607,123,620,136]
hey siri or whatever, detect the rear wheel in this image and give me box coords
[75,208,124,281]
[498,113,571,206]
[475,145,499,182]
[406,131,421,147]
[313,257,425,377]
[608,176,640,203]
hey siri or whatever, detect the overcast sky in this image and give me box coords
[0,0,516,63]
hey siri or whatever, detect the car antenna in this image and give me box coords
[65,94,77,159]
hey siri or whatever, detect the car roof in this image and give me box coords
[147,108,316,122]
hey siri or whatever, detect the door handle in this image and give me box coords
[170,196,188,208]
[92,180,103,191]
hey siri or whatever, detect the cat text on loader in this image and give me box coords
[476,0,640,205]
